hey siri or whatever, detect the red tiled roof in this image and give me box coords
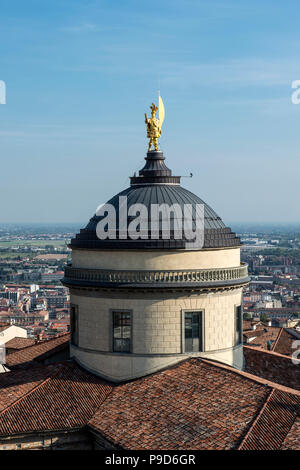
[0,323,10,333]
[0,362,112,436]
[0,357,299,449]
[281,417,300,450]
[89,359,271,450]
[243,325,281,350]
[5,337,36,351]
[239,389,300,450]
[0,365,60,412]
[273,328,299,356]
[243,321,299,356]
[244,345,300,391]
[243,329,264,339]
[243,320,253,330]
[89,358,300,450]
[5,334,70,368]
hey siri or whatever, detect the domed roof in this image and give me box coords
[87,185,225,231]
[70,151,240,250]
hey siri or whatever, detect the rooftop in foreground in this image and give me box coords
[0,349,299,450]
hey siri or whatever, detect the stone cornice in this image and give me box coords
[62,263,249,291]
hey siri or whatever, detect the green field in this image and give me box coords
[0,239,68,248]
[0,252,34,259]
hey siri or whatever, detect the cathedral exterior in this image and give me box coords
[0,104,299,451]
[62,144,249,382]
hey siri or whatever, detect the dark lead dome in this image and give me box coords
[71,151,241,250]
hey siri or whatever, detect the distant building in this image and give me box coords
[45,294,68,308]
[41,271,64,282]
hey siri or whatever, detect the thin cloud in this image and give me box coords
[161,58,300,88]
[0,125,140,140]
[60,23,100,34]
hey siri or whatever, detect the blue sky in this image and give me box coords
[1,0,300,224]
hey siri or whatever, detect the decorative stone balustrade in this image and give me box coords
[63,263,249,289]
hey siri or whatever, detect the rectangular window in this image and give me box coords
[235,305,242,345]
[113,311,131,353]
[70,304,79,346]
[184,311,203,352]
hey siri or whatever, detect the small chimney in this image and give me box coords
[251,323,257,331]
[36,333,43,342]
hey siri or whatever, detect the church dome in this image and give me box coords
[64,101,248,381]
[70,150,241,250]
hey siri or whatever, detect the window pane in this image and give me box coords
[71,305,78,346]
[235,306,242,345]
[184,312,202,352]
[122,326,131,338]
[192,313,199,336]
[185,314,193,339]
[113,338,130,352]
[113,312,131,352]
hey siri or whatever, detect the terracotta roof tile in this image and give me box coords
[281,417,300,450]
[239,389,300,450]
[89,359,270,450]
[0,355,299,449]
[243,329,264,339]
[0,323,10,333]
[273,328,299,356]
[243,320,253,330]
[244,346,300,391]
[5,337,36,350]
[5,334,70,368]
[244,326,281,350]
[0,362,112,436]
[0,365,58,412]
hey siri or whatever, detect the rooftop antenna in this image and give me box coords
[158,79,161,149]
[158,77,160,100]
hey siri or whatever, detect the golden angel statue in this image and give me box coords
[145,96,165,151]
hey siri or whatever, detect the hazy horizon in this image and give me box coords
[1,221,300,232]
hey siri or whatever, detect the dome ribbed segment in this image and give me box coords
[70,150,241,250]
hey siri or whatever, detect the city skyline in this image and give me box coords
[1,0,300,223]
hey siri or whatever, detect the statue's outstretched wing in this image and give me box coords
[159,96,165,130]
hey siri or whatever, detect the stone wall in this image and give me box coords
[72,247,241,270]
[69,287,244,381]
[0,430,93,450]
[72,288,242,354]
